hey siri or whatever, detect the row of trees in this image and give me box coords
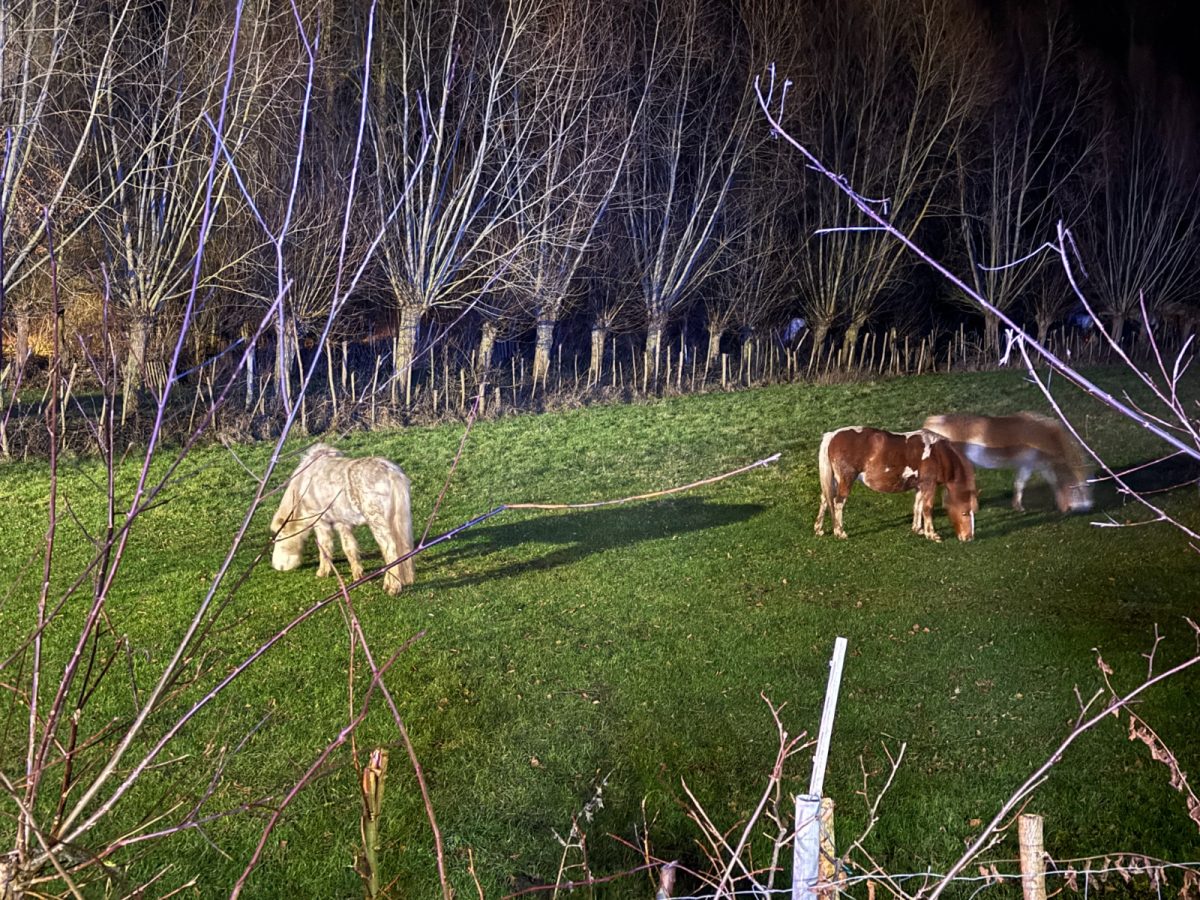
[3,0,1199,414]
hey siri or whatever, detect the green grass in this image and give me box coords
[1,369,1198,897]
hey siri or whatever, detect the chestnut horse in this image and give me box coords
[922,412,1092,512]
[815,427,978,542]
[270,444,415,595]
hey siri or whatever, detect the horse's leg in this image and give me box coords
[911,492,923,533]
[919,485,941,541]
[829,465,852,538]
[1012,466,1032,511]
[314,523,336,577]
[335,523,364,582]
[832,497,848,538]
[814,494,829,536]
[368,523,403,596]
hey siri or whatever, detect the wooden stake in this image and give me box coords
[1018,814,1047,900]
[326,340,338,418]
[359,748,389,898]
[817,797,837,899]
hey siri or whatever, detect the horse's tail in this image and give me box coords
[389,468,416,587]
[817,431,837,504]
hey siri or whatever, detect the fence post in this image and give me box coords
[1018,813,1046,900]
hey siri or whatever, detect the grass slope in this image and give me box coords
[1,369,1198,897]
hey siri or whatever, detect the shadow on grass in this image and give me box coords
[1101,453,1200,495]
[420,497,766,588]
[822,491,1062,540]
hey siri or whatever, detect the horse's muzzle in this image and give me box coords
[271,546,302,571]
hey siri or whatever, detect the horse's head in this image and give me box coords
[945,484,978,541]
[1055,476,1093,513]
[269,502,307,571]
[1048,424,1093,513]
[937,440,978,541]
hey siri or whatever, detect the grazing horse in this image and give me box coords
[270,444,415,595]
[815,427,978,542]
[922,412,1092,513]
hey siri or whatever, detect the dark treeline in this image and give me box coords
[2,0,1198,435]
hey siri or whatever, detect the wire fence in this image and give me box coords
[651,856,1200,900]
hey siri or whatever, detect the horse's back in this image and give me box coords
[344,457,409,513]
[823,426,946,492]
[924,412,1074,463]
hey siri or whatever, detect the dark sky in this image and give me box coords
[1066,0,1200,89]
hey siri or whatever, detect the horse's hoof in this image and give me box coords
[927,533,942,543]
[834,531,848,540]
[815,527,825,537]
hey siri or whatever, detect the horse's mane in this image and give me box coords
[930,434,976,492]
[300,443,343,464]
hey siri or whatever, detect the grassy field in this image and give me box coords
[1,369,1198,897]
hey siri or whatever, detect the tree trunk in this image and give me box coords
[808,321,830,371]
[245,340,256,409]
[1035,314,1051,346]
[840,320,863,367]
[121,316,152,423]
[532,318,556,388]
[476,320,498,377]
[1109,314,1126,345]
[274,308,298,412]
[588,324,607,385]
[392,304,421,407]
[14,307,32,370]
[983,312,1000,353]
[705,322,724,370]
[643,315,667,388]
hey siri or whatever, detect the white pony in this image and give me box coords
[270,444,415,595]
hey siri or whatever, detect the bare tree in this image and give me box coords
[246,158,371,413]
[498,0,644,391]
[954,3,1104,349]
[0,0,130,368]
[1074,108,1200,344]
[85,0,292,416]
[702,164,799,373]
[787,0,993,362]
[623,0,753,385]
[369,0,547,405]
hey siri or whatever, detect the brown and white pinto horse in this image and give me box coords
[815,427,978,542]
[922,413,1092,513]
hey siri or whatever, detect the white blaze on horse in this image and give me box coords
[270,444,416,595]
[922,412,1093,513]
[815,427,978,542]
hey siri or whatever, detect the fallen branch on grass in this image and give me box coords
[348,452,784,592]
